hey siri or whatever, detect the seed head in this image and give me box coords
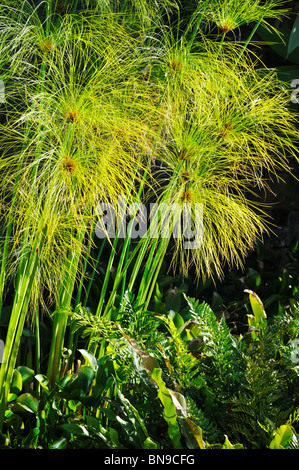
[40,40,53,54]
[55,1,66,12]
[62,156,76,174]
[219,122,234,141]
[181,189,194,203]
[168,60,182,72]
[64,110,80,123]
[220,23,234,33]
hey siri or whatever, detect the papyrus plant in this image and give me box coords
[0,7,162,426]
[153,42,299,280]
[0,0,298,435]
[122,29,299,290]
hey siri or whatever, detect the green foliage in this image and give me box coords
[0,0,299,451]
[1,286,299,449]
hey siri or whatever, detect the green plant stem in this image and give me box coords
[0,223,47,431]
[47,223,86,387]
[95,236,119,319]
[234,18,263,66]
[82,237,107,308]
[216,30,227,59]
[35,299,40,375]
[0,186,18,317]
[184,0,209,48]
[137,235,171,311]
[75,224,96,307]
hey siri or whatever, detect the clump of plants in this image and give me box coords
[0,0,299,449]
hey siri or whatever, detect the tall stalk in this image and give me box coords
[0,222,47,430]
[47,223,87,387]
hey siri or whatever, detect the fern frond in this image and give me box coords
[70,304,118,343]
[185,395,220,443]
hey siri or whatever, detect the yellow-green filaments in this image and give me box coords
[0,13,162,304]
[154,42,299,280]
[196,0,290,32]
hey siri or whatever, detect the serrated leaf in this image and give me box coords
[114,324,158,374]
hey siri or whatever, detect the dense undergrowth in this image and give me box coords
[1,0,299,449]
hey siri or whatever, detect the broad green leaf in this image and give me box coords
[168,310,185,330]
[117,390,149,445]
[86,415,101,432]
[155,283,163,302]
[8,393,18,402]
[165,288,182,313]
[78,349,98,372]
[11,369,22,394]
[114,414,143,448]
[22,427,39,446]
[185,418,205,449]
[100,407,117,422]
[222,435,244,449]
[244,290,266,322]
[15,366,35,385]
[16,393,39,414]
[85,415,116,448]
[56,373,74,389]
[49,438,68,449]
[35,374,50,392]
[143,437,159,449]
[109,428,125,448]
[60,423,89,437]
[151,368,182,449]
[288,15,299,56]
[67,400,79,411]
[255,24,299,63]
[154,295,165,314]
[270,425,294,449]
[78,365,95,393]
[244,290,267,338]
[95,355,115,392]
